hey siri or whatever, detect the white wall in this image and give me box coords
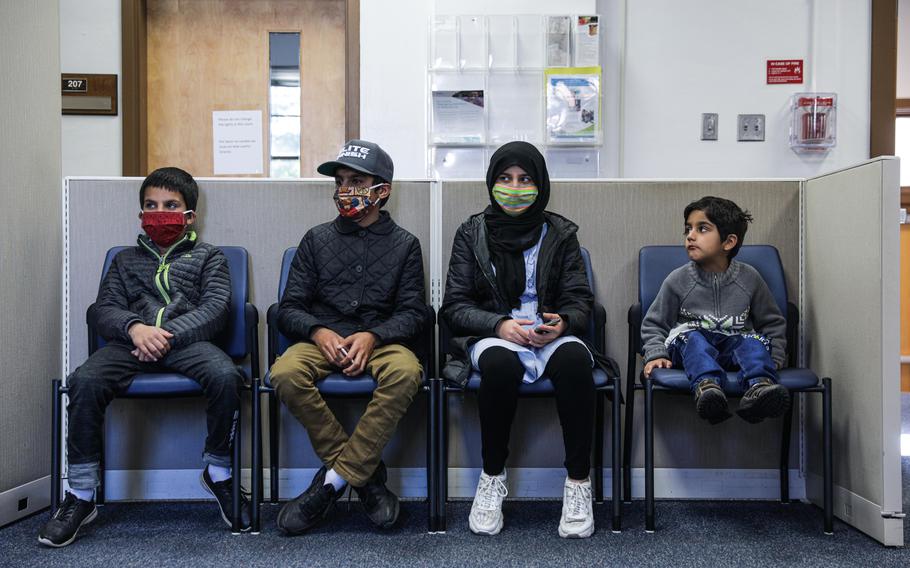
[621,0,869,178]
[57,1,873,179]
[360,0,872,179]
[60,0,122,177]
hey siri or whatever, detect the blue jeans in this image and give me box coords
[667,330,778,393]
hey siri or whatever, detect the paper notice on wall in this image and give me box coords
[431,90,485,144]
[574,16,600,67]
[545,67,601,143]
[546,16,571,67]
[212,110,263,175]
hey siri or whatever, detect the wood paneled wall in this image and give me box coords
[146,0,346,176]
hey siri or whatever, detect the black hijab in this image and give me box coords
[483,141,551,309]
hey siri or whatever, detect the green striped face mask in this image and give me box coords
[492,184,538,216]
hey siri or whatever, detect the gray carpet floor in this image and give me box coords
[1,495,908,567]
[3,395,909,567]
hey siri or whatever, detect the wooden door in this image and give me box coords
[146,0,346,177]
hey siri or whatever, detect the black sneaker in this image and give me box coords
[352,461,400,529]
[200,467,251,532]
[737,378,790,424]
[277,467,343,535]
[37,492,98,547]
[694,379,732,425]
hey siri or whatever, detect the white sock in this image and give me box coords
[70,488,94,502]
[324,468,348,492]
[207,464,231,483]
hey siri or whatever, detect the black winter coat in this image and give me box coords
[441,211,618,387]
[277,211,426,351]
[93,232,231,349]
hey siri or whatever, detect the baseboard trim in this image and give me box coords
[0,476,50,528]
[76,468,804,502]
[806,472,904,546]
[448,468,804,500]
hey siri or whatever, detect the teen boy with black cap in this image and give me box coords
[38,167,250,547]
[270,139,426,534]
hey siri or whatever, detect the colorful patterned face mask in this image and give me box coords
[333,183,386,220]
[492,184,538,216]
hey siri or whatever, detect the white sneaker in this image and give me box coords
[469,470,508,535]
[558,477,594,538]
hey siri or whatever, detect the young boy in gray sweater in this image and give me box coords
[640,196,790,424]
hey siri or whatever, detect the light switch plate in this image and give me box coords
[737,114,765,141]
[701,113,718,140]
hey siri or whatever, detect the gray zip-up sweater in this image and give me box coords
[640,259,787,368]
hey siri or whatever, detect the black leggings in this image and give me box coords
[476,342,595,480]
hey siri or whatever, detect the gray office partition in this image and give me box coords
[64,178,431,498]
[804,157,903,545]
[0,0,61,528]
[440,180,802,497]
[64,176,817,501]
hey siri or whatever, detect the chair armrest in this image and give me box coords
[86,303,99,355]
[244,303,260,380]
[626,303,642,387]
[423,304,437,379]
[593,302,607,353]
[266,303,280,368]
[786,302,799,368]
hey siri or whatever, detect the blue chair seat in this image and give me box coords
[121,373,204,398]
[649,367,819,396]
[464,368,612,395]
[264,370,428,396]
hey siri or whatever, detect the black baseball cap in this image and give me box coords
[317,139,394,182]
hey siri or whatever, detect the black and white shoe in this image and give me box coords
[37,492,98,548]
[200,467,251,532]
[277,467,343,535]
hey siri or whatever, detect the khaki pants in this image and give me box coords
[269,342,422,486]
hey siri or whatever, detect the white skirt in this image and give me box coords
[469,334,593,384]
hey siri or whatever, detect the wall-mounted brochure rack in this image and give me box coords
[429,14,603,179]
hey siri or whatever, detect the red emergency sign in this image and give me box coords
[767,60,804,84]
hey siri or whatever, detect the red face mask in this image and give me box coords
[141,210,192,247]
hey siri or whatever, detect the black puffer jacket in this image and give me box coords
[93,232,231,349]
[277,211,425,350]
[441,211,618,387]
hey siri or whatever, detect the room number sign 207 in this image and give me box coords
[62,78,88,93]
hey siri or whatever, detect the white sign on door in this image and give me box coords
[212,110,263,175]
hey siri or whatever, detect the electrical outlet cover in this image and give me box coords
[701,113,718,140]
[737,114,765,141]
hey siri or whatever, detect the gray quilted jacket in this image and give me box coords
[93,232,231,349]
[277,211,426,349]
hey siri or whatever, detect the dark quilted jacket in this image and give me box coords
[441,211,618,387]
[93,232,231,349]
[277,211,425,350]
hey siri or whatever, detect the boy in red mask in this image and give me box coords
[39,167,249,548]
[271,139,426,534]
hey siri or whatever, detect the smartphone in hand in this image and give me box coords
[534,317,561,334]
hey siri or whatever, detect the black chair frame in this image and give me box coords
[435,300,623,534]
[622,301,833,534]
[51,303,260,535]
[252,304,438,533]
